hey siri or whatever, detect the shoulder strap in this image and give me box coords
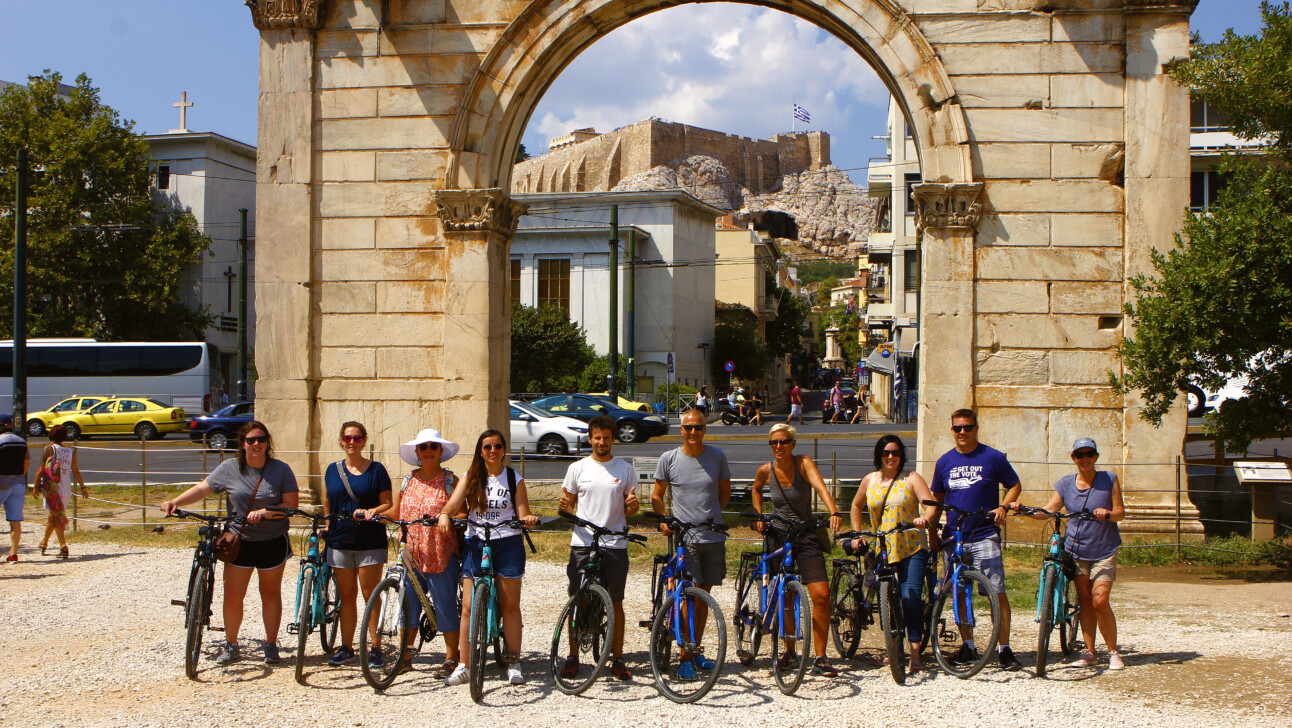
[505,466,517,507]
[445,471,455,497]
[771,456,812,523]
[400,472,414,494]
[335,461,362,504]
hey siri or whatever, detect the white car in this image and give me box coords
[509,400,590,456]
[1204,374,1249,414]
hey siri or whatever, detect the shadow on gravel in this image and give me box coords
[1117,648,1201,668]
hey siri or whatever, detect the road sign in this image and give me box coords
[879,343,894,358]
[667,352,674,373]
[724,361,735,373]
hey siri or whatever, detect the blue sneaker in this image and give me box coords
[676,660,699,681]
[693,653,716,671]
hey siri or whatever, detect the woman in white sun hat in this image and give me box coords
[377,428,463,677]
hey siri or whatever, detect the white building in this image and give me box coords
[1190,98,1264,211]
[144,131,257,394]
[511,190,722,395]
[865,98,921,354]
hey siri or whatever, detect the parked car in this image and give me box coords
[587,392,652,412]
[25,395,107,437]
[530,393,669,443]
[188,401,255,449]
[50,397,186,441]
[509,400,589,456]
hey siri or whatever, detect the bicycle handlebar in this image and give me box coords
[1011,505,1102,521]
[741,511,829,536]
[557,509,647,545]
[835,521,918,540]
[167,508,243,525]
[644,511,730,534]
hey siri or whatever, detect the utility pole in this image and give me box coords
[607,205,619,399]
[237,208,249,401]
[625,227,636,400]
[12,148,28,429]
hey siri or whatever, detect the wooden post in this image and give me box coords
[140,437,147,529]
[520,447,526,480]
[1176,454,1183,556]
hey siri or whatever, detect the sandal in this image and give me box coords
[58,546,69,560]
[39,542,48,556]
[433,659,459,679]
[559,656,579,679]
[610,658,632,681]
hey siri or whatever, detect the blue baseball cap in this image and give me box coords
[1071,437,1098,454]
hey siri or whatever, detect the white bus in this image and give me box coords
[0,339,222,417]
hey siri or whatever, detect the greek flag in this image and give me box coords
[793,104,810,124]
[892,350,903,414]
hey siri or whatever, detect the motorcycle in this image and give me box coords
[719,401,755,426]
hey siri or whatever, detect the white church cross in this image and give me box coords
[171,91,193,133]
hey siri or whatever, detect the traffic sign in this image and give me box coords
[667,352,674,373]
[724,361,735,373]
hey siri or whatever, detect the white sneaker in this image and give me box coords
[444,663,469,686]
[1072,650,1097,668]
[1108,651,1125,670]
[507,661,525,684]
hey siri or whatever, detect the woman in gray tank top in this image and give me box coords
[1023,437,1126,671]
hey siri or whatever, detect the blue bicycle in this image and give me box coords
[270,507,342,684]
[734,512,825,695]
[921,500,1001,678]
[643,512,728,704]
[1013,505,1096,676]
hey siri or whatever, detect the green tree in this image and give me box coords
[711,306,767,383]
[764,285,809,358]
[0,72,212,339]
[509,302,596,393]
[1114,3,1292,451]
[576,355,628,393]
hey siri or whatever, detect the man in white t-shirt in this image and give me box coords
[558,414,639,681]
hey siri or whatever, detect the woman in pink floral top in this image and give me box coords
[388,428,463,677]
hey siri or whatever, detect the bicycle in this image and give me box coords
[451,516,538,704]
[550,509,647,695]
[166,508,242,679]
[642,511,729,704]
[833,522,932,685]
[827,528,882,661]
[1012,505,1096,676]
[733,512,824,695]
[357,514,450,690]
[267,506,342,684]
[920,499,1002,679]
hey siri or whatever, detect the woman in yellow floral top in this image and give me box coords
[386,428,463,678]
[848,435,935,672]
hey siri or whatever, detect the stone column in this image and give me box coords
[248,1,321,497]
[913,183,984,476]
[1121,1,1202,537]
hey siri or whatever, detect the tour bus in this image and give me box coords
[0,339,221,419]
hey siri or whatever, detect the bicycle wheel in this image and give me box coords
[184,565,212,679]
[649,586,726,704]
[294,570,315,684]
[733,555,762,666]
[770,580,811,695]
[856,577,886,663]
[550,583,615,695]
[828,564,860,659]
[1036,567,1057,677]
[359,576,409,691]
[930,569,1000,679]
[468,579,492,703]
[320,571,340,653]
[879,580,906,685]
[1060,577,1082,656]
[916,557,938,657]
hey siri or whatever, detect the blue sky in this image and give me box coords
[0,0,1264,181]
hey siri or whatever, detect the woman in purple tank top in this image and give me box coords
[1023,437,1126,671]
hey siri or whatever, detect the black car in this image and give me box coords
[187,401,254,449]
[530,394,669,443]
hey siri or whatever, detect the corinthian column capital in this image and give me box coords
[245,0,326,30]
[434,189,529,238]
[912,182,986,233]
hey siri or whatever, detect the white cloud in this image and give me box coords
[522,3,893,179]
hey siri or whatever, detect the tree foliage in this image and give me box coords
[712,307,767,384]
[818,301,863,369]
[0,72,212,340]
[1115,3,1292,451]
[764,284,809,358]
[509,302,596,393]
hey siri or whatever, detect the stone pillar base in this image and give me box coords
[1121,503,1206,543]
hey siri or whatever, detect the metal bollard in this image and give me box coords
[140,437,147,528]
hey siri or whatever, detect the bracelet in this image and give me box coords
[831,511,842,518]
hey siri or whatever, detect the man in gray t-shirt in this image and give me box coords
[652,408,730,674]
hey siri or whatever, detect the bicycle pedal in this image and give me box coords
[638,619,653,628]
[287,623,300,635]
[210,626,225,632]
[171,599,187,608]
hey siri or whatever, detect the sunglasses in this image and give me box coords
[681,424,706,432]
[882,448,902,457]
[1073,450,1098,459]
[481,443,505,451]
[342,435,366,443]
[769,439,793,447]
[417,442,441,451]
[243,435,268,445]
[951,425,977,433]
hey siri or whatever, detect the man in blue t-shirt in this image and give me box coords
[923,408,1023,671]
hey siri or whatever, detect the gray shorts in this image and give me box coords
[327,547,388,570]
[683,541,727,586]
[962,537,1007,594]
[1077,552,1118,583]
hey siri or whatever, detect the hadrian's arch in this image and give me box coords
[246,0,1200,531]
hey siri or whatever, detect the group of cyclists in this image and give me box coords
[158,403,1127,691]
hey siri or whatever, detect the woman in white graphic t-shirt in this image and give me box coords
[437,429,539,687]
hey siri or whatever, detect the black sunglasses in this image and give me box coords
[1073,450,1098,459]
[417,442,441,451]
[769,439,793,446]
[681,424,706,432]
[244,435,268,445]
[952,424,977,433]
[481,443,505,451]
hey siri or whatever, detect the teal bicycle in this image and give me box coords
[1013,505,1095,676]
[269,507,341,685]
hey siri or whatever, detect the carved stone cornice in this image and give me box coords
[912,183,986,233]
[1123,0,1200,11]
[245,0,326,30]
[434,189,529,238]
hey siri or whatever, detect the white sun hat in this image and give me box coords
[399,428,460,465]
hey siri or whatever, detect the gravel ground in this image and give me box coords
[1,538,1290,727]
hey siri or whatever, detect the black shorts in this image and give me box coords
[767,528,828,585]
[229,534,293,570]
[567,546,630,602]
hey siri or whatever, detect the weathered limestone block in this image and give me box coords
[1123,178,1188,277]
[318,117,453,151]
[937,43,1124,75]
[320,150,376,181]
[1050,11,1125,43]
[318,217,376,249]
[317,282,376,313]
[1046,406,1125,486]
[317,29,379,58]
[976,281,1048,313]
[1050,281,1122,314]
[1050,73,1124,108]
[256,183,313,282]
[317,55,483,90]
[1051,143,1124,181]
[1051,349,1120,385]
[378,86,465,117]
[919,280,974,315]
[319,347,377,379]
[444,0,532,25]
[386,1,447,25]
[1050,213,1122,246]
[258,91,313,184]
[976,404,1049,466]
[986,180,1122,214]
[317,88,378,119]
[254,281,311,381]
[977,314,1121,350]
[977,385,1122,409]
[380,26,505,56]
[319,313,444,347]
[376,347,444,379]
[318,379,446,402]
[376,150,450,183]
[377,281,446,313]
[972,143,1050,179]
[319,248,445,282]
[321,0,381,28]
[917,16,1049,43]
[951,74,1050,108]
[976,350,1050,385]
[976,213,1050,247]
[977,247,1121,282]
[318,181,441,217]
[376,216,442,246]
[965,108,1123,144]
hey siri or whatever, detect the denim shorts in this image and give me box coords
[1,483,24,522]
[960,537,1006,594]
[462,534,526,579]
[405,555,461,629]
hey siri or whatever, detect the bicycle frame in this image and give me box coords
[737,515,807,642]
[291,525,332,634]
[1037,525,1069,625]
[371,517,439,642]
[647,514,724,652]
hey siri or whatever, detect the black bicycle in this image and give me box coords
[167,508,242,679]
[550,510,647,695]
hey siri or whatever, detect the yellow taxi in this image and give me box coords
[25,395,108,437]
[587,392,653,412]
[50,397,187,441]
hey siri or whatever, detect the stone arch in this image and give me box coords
[445,0,973,193]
